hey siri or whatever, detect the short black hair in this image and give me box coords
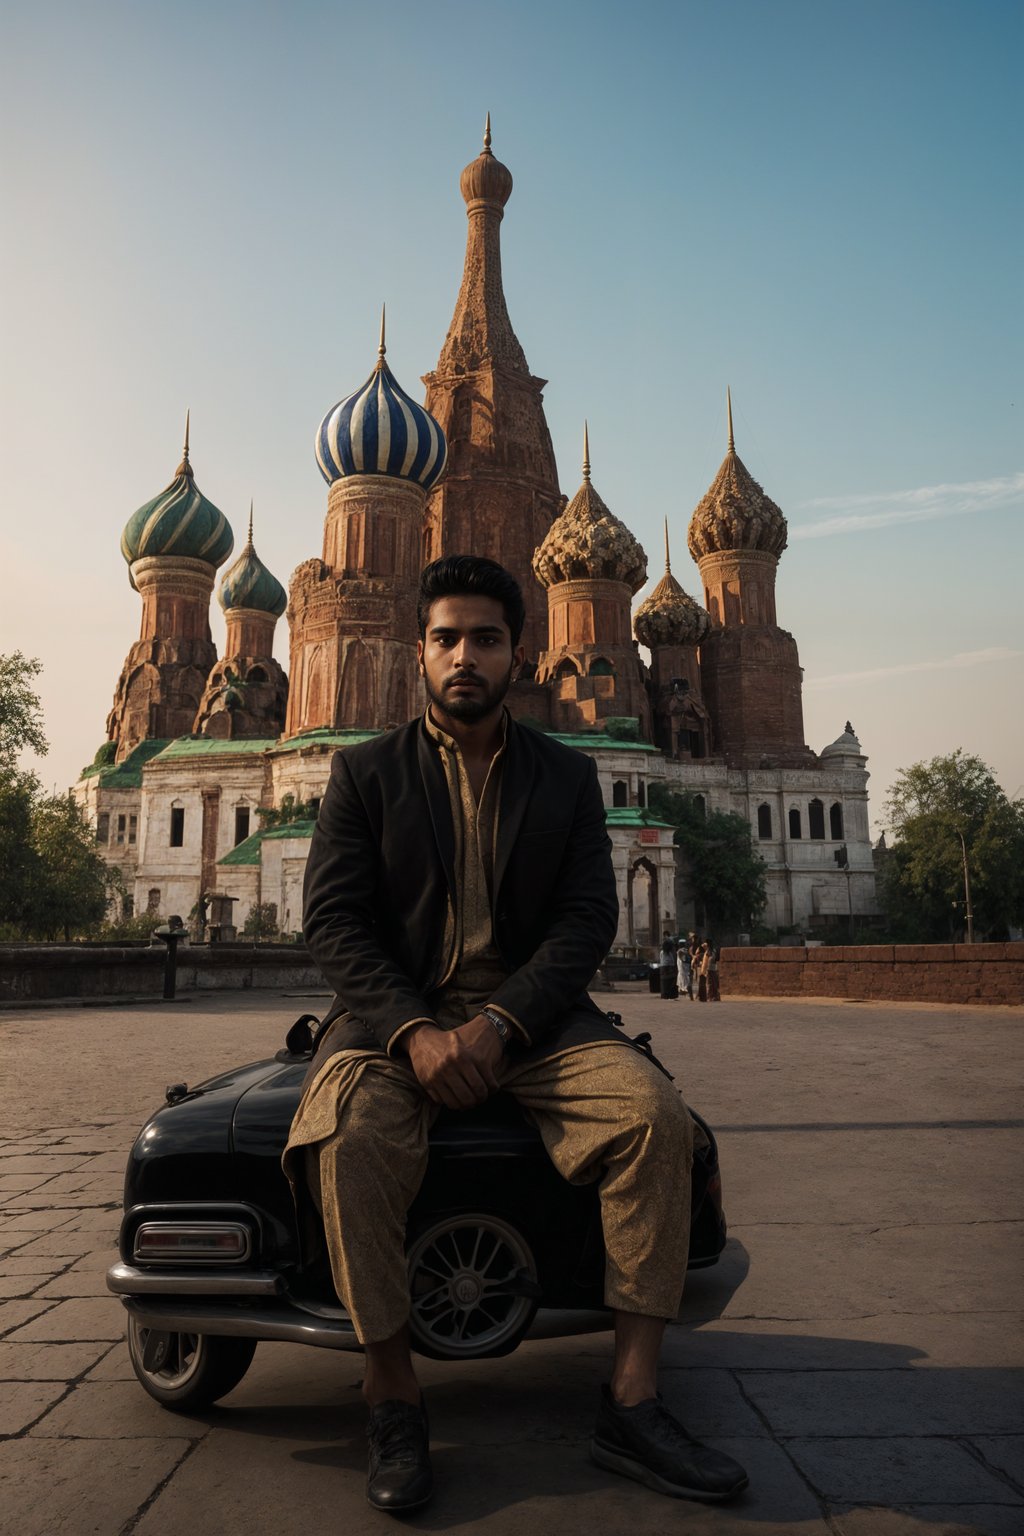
[417,555,526,645]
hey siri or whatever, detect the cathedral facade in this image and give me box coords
[76,125,878,948]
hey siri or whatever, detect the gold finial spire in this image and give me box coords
[582,420,591,482]
[247,499,254,545]
[664,516,672,574]
[726,386,735,454]
[377,303,386,362]
[483,111,492,154]
[176,409,193,477]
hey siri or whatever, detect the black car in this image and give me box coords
[107,1013,727,1411]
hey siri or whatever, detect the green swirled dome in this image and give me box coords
[218,516,286,616]
[121,423,233,571]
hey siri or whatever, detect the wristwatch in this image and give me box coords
[482,1007,511,1049]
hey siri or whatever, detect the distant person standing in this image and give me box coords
[695,942,708,1002]
[703,943,721,1003]
[676,940,693,1001]
[658,932,678,1000]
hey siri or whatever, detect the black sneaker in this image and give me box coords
[366,1397,433,1512]
[590,1384,748,1502]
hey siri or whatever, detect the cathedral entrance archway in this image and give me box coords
[627,856,658,949]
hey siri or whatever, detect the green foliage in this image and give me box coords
[0,652,48,769]
[25,793,112,941]
[81,740,117,776]
[95,911,165,942]
[256,795,317,829]
[242,902,279,938]
[648,785,767,933]
[0,769,42,929]
[881,751,1024,940]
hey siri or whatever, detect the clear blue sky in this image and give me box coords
[2,0,1021,826]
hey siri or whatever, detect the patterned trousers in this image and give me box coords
[293,1042,694,1344]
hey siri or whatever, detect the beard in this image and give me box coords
[424,664,514,723]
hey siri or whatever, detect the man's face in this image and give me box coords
[418,594,525,725]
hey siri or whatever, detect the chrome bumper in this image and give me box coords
[107,1261,284,1297]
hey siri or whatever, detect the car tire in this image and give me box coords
[126,1317,257,1411]
[406,1211,539,1360]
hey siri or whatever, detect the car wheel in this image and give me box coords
[126,1317,257,1411]
[407,1212,539,1360]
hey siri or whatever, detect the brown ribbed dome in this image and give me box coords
[635,569,710,649]
[687,392,788,560]
[533,428,647,592]
[460,114,513,206]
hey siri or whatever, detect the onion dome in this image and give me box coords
[687,390,787,560]
[120,414,234,570]
[315,309,447,490]
[460,112,513,206]
[820,722,864,761]
[218,505,286,617]
[635,522,710,648]
[533,426,647,592]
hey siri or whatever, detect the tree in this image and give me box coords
[648,786,767,935]
[27,793,112,941]
[0,657,112,941]
[881,751,1024,941]
[0,652,48,769]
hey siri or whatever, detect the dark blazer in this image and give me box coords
[302,713,623,1071]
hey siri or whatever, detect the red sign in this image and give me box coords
[638,829,660,844]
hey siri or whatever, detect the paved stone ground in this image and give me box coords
[1,988,1021,1536]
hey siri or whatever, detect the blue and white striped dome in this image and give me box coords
[315,339,447,491]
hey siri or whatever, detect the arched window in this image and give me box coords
[589,657,615,676]
[789,807,802,839]
[554,658,579,680]
[830,802,844,840]
[757,803,772,839]
[612,780,628,808]
[809,798,825,839]
[234,805,251,845]
[247,665,268,683]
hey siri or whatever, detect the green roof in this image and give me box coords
[263,819,316,840]
[80,739,171,788]
[218,818,316,867]
[152,737,277,760]
[219,831,265,866]
[270,728,380,754]
[605,807,673,829]
[551,732,660,754]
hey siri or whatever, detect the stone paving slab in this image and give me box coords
[1,989,1021,1535]
[0,1435,194,1536]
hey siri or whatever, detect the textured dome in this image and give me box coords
[820,722,863,760]
[315,325,447,491]
[460,113,513,206]
[687,392,787,561]
[533,428,647,592]
[219,510,286,617]
[635,566,710,649]
[121,419,233,570]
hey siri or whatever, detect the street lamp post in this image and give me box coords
[957,830,974,944]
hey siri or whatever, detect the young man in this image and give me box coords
[285,555,748,1512]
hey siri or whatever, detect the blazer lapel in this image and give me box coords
[495,717,535,902]
[416,719,457,907]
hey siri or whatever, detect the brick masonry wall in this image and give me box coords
[720,943,1024,1006]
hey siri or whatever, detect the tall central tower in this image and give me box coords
[423,118,563,661]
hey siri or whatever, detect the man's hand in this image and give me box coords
[404,1015,504,1109]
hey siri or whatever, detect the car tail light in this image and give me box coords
[132,1223,251,1264]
